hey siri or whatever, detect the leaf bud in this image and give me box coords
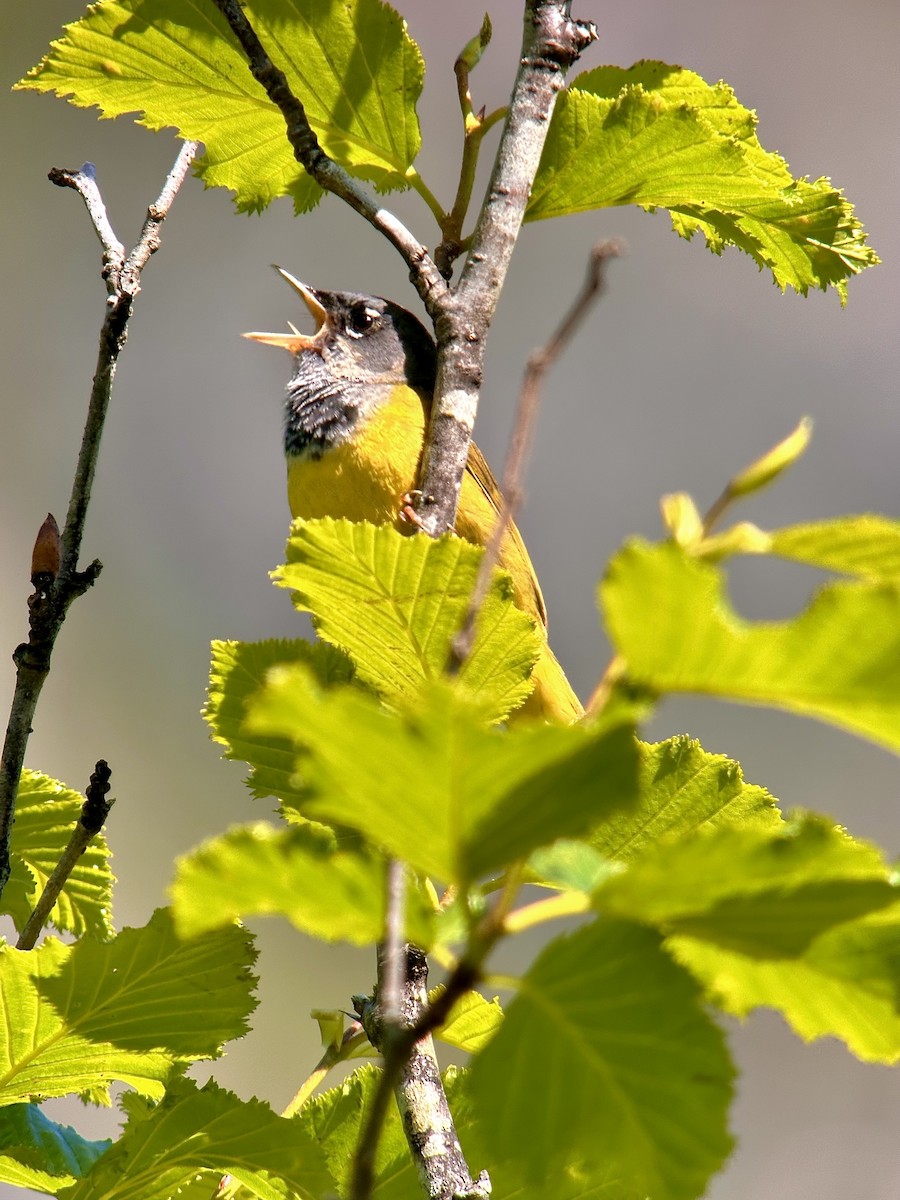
[31,512,61,592]
[728,417,813,499]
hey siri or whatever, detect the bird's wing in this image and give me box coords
[464,440,548,629]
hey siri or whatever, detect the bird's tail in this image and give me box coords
[519,643,583,723]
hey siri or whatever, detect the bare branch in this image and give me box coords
[0,142,198,896]
[16,760,114,951]
[48,162,125,269]
[450,239,622,672]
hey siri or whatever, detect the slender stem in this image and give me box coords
[405,169,448,229]
[16,760,114,950]
[503,889,591,936]
[584,653,627,717]
[0,143,198,898]
[381,859,407,1028]
[449,240,621,673]
[282,1024,368,1116]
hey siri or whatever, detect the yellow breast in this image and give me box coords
[286,383,545,627]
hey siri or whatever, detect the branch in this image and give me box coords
[351,947,489,1200]
[450,239,622,671]
[208,0,446,314]
[414,1,597,538]
[0,141,198,896]
[16,760,114,951]
[350,867,524,1200]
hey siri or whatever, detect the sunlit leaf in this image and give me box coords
[276,520,542,722]
[2,769,114,940]
[0,910,256,1105]
[603,540,900,752]
[17,0,424,213]
[596,815,896,957]
[529,62,878,300]
[469,919,733,1199]
[673,902,900,1064]
[171,821,434,947]
[63,1077,331,1200]
[247,671,638,884]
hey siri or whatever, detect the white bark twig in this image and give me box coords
[0,142,198,897]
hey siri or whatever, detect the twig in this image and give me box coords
[208,0,446,315]
[16,760,114,951]
[414,2,598,539]
[0,142,198,896]
[352,947,489,1200]
[449,239,621,673]
[381,859,407,1029]
[350,867,524,1200]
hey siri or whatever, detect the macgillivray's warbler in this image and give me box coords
[245,267,582,722]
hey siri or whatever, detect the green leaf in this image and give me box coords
[275,519,542,722]
[527,839,613,892]
[468,919,734,1199]
[602,540,900,752]
[596,815,896,958]
[433,989,503,1054]
[63,1077,332,1200]
[171,820,434,948]
[247,670,638,884]
[672,902,900,1064]
[0,1104,110,1192]
[2,769,114,940]
[17,0,424,214]
[589,735,784,863]
[529,62,877,300]
[0,909,256,1105]
[206,638,355,815]
[769,515,900,582]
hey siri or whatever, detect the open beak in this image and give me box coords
[243,266,330,352]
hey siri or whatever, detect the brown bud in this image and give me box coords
[31,513,61,593]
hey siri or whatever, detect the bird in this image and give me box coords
[244,267,582,722]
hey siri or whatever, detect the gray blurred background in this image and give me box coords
[1,2,898,1196]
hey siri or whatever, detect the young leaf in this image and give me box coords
[595,815,897,958]
[602,540,900,752]
[0,909,256,1105]
[247,670,638,884]
[2,769,114,940]
[769,515,900,582]
[62,1077,332,1200]
[0,1104,110,1192]
[275,519,542,722]
[431,988,503,1054]
[672,902,900,1064]
[468,919,734,1199]
[16,0,424,214]
[528,62,877,300]
[206,638,356,814]
[170,820,435,948]
[589,735,783,863]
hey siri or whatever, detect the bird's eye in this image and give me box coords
[347,305,380,337]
